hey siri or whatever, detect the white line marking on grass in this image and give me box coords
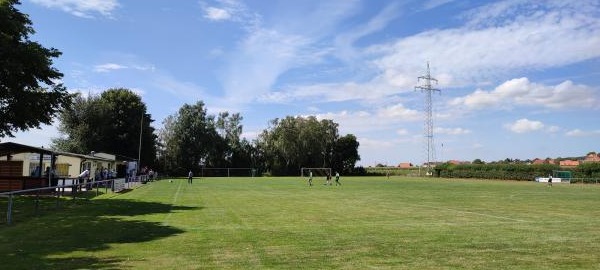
[163,179,183,226]
[410,203,528,222]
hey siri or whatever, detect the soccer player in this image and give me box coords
[548,174,552,187]
[188,170,193,184]
[308,170,313,186]
[335,171,341,186]
[325,172,332,185]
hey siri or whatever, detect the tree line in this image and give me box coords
[56,90,360,176]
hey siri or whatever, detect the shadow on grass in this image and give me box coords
[0,198,198,269]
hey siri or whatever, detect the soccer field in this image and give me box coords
[1,177,600,269]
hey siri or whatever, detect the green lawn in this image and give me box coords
[1,177,600,269]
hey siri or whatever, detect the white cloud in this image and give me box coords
[204,7,231,21]
[566,129,600,137]
[376,104,420,121]
[313,110,373,134]
[31,0,119,18]
[93,63,155,73]
[504,118,545,133]
[370,1,600,88]
[396,129,409,135]
[200,0,260,28]
[94,63,126,73]
[546,126,560,133]
[309,103,420,138]
[435,127,471,135]
[450,78,599,110]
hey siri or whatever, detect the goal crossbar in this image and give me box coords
[300,167,332,177]
[200,167,257,177]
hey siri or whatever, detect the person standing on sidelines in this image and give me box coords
[308,169,313,186]
[335,171,341,186]
[188,170,193,184]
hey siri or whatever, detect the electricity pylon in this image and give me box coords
[415,62,440,176]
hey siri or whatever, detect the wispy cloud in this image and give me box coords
[93,63,155,73]
[93,63,126,73]
[370,0,600,89]
[231,0,600,110]
[205,0,368,105]
[334,1,402,61]
[31,0,119,18]
[566,129,600,137]
[422,0,456,10]
[150,73,207,100]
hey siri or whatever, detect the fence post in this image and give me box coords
[55,189,60,209]
[34,192,40,216]
[7,194,13,225]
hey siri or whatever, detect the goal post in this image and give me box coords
[200,168,257,177]
[300,167,332,178]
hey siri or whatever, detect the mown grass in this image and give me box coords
[1,177,600,269]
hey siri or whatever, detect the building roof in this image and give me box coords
[0,142,112,162]
[0,142,55,157]
[559,160,580,166]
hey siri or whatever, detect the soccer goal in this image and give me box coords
[200,168,257,177]
[300,167,332,178]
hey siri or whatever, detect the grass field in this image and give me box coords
[1,176,600,269]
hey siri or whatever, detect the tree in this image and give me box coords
[216,112,248,167]
[157,115,177,173]
[472,158,485,165]
[53,89,156,167]
[333,134,360,174]
[161,101,222,174]
[0,0,72,138]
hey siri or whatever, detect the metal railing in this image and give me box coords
[0,177,144,225]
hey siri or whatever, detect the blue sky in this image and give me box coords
[5,0,600,166]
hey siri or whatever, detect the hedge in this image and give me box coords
[436,163,573,181]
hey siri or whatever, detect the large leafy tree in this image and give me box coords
[53,88,157,167]
[257,116,359,175]
[162,101,223,174]
[333,134,360,174]
[216,112,251,168]
[0,0,72,138]
[157,115,176,173]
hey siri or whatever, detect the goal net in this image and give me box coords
[300,167,332,178]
